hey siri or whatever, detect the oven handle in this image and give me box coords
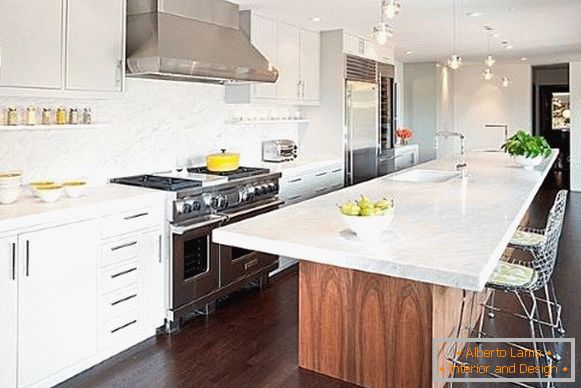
[170,215,227,235]
[218,199,284,221]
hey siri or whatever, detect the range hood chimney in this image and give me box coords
[126,0,279,84]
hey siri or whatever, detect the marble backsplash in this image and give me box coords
[0,79,302,184]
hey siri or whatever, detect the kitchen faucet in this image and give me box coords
[434,131,468,177]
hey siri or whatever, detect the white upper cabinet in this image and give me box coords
[0,0,125,97]
[276,22,301,102]
[343,31,394,64]
[0,236,17,388]
[0,0,63,89]
[18,220,99,387]
[226,12,320,106]
[299,29,320,103]
[66,0,125,92]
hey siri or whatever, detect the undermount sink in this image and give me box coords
[388,169,461,183]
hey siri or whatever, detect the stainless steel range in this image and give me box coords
[111,166,282,331]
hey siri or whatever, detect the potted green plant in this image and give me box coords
[501,130,552,169]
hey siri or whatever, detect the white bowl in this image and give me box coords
[0,181,22,189]
[63,181,87,198]
[514,155,543,170]
[0,187,21,204]
[29,181,57,197]
[341,210,395,241]
[37,186,63,203]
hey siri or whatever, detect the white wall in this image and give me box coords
[0,79,301,184]
[453,64,532,151]
[570,62,581,192]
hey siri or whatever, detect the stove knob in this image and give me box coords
[192,201,201,211]
[267,183,275,193]
[180,202,193,214]
[254,186,262,196]
[260,185,268,195]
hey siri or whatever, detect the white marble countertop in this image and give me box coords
[0,184,166,234]
[214,151,558,291]
[256,156,343,175]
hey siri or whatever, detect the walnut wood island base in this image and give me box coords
[298,261,486,388]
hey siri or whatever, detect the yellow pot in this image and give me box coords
[206,149,240,172]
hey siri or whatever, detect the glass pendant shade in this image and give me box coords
[382,0,401,19]
[448,55,462,70]
[372,23,393,45]
[502,76,509,87]
[483,68,493,80]
[484,55,496,67]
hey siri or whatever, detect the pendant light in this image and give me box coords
[372,1,394,45]
[483,68,493,80]
[447,0,462,70]
[382,0,401,19]
[484,29,496,67]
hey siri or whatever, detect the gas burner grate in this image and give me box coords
[186,166,270,180]
[110,175,202,191]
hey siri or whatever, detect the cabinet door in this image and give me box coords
[276,22,300,101]
[66,0,124,91]
[251,15,277,99]
[140,231,165,330]
[0,0,63,89]
[18,220,99,387]
[299,29,320,103]
[0,236,17,388]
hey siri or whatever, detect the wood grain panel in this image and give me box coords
[299,261,433,388]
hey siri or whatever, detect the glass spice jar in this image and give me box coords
[56,107,67,125]
[7,107,18,126]
[82,108,92,125]
[26,106,36,126]
[42,108,52,125]
[69,108,79,125]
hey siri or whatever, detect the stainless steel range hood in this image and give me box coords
[126,0,279,84]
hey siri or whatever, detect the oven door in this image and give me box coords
[170,215,226,310]
[219,200,283,287]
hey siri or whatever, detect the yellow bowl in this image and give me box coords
[36,184,63,191]
[63,180,87,187]
[30,181,56,187]
[0,172,22,179]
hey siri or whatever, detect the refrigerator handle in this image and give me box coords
[345,85,354,186]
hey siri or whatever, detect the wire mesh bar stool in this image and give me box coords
[485,190,568,340]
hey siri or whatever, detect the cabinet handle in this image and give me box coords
[111,267,137,279]
[287,195,302,201]
[111,241,137,251]
[111,294,138,306]
[288,178,302,183]
[244,258,259,270]
[25,240,30,277]
[302,80,307,99]
[331,168,342,173]
[158,235,162,264]
[297,80,302,99]
[314,187,328,193]
[124,212,148,220]
[115,59,123,87]
[315,172,328,177]
[11,242,16,281]
[111,320,137,334]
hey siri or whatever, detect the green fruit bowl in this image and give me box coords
[338,196,395,241]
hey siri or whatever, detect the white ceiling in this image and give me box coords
[232,0,581,64]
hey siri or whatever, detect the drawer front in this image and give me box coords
[100,287,140,322]
[102,207,157,239]
[101,260,139,295]
[99,311,140,350]
[220,250,278,287]
[102,236,139,268]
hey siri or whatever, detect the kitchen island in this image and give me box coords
[213,151,558,388]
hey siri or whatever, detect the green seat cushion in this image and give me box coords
[488,261,538,288]
[510,230,545,247]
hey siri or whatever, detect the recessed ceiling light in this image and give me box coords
[493,33,501,38]
[311,16,321,22]
[521,57,528,61]
[405,50,413,55]
[467,12,483,17]
[505,45,513,50]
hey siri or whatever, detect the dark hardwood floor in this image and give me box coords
[60,176,579,388]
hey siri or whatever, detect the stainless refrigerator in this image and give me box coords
[344,56,395,186]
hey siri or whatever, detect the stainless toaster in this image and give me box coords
[262,140,298,162]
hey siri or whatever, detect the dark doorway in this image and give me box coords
[533,65,570,186]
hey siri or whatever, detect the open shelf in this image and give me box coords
[226,119,310,125]
[0,123,109,131]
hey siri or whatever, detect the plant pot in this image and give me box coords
[513,155,543,170]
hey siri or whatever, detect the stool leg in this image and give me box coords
[550,280,566,335]
[543,283,556,338]
[515,291,541,379]
[487,289,496,318]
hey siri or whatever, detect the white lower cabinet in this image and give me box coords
[18,220,100,387]
[0,202,165,388]
[279,162,344,206]
[0,236,17,388]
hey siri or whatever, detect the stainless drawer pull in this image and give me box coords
[314,187,328,193]
[25,240,30,277]
[111,320,137,334]
[111,267,137,279]
[111,241,137,251]
[287,195,302,201]
[315,172,328,177]
[111,294,137,306]
[124,212,148,220]
[331,168,342,173]
[11,242,16,281]
[288,178,302,183]
[244,258,259,270]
